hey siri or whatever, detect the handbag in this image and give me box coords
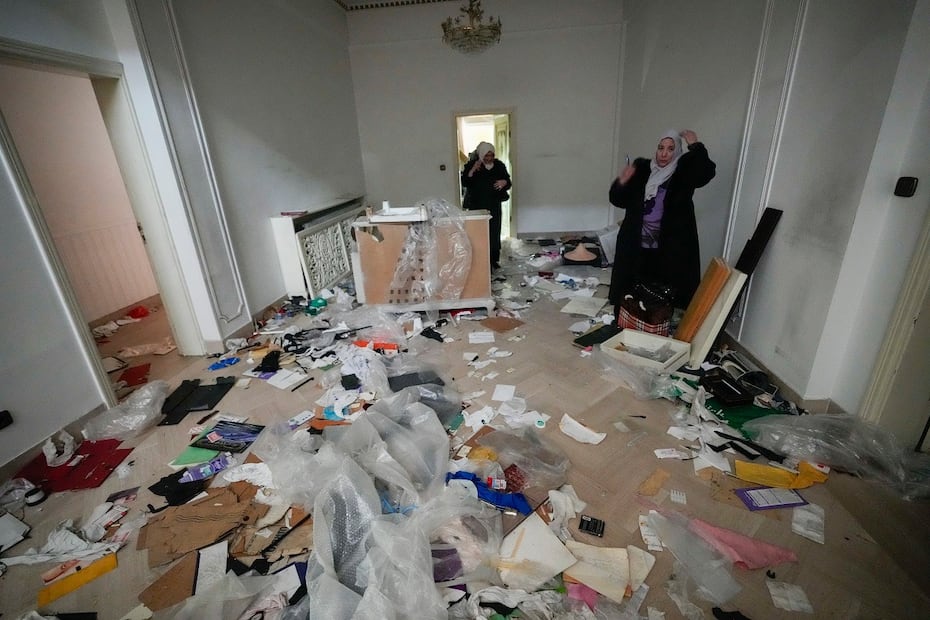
[616,282,675,336]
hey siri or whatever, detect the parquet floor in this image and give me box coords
[2,247,929,619]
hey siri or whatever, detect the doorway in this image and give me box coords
[455,112,514,239]
[0,59,184,401]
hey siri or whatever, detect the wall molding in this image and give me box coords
[859,206,930,424]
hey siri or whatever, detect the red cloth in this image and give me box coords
[15,439,132,493]
[127,306,150,319]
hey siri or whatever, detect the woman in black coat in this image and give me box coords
[608,129,716,317]
[462,141,512,269]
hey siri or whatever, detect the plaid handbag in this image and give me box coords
[616,282,674,336]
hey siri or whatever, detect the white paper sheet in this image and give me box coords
[491,384,516,401]
[560,296,609,317]
[559,413,606,444]
[499,513,577,591]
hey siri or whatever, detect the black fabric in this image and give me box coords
[608,142,716,309]
[159,377,236,426]
[461,157,511,267]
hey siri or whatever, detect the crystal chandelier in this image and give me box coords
[441,0,502,54]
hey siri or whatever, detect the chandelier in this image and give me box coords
[441,0,502,54]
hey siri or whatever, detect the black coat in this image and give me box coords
[462,158,511,213]
[608,142,716,309]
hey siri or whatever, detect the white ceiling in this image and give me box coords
[336,0,457,10]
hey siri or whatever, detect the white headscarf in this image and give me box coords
[644,129,683,200]
[476,141,495,169]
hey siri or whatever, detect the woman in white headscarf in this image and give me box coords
[462,141,511,269]
[607,129,716,316]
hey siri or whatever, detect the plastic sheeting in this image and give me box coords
[389,198,473,303]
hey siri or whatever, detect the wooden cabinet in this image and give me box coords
[352,212,494,312]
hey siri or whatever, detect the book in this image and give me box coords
[189,420,265,453]
[735,487,807,511]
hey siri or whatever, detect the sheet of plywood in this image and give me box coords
[676,257,732,343]
[687,269,748,368]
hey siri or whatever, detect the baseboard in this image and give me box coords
[0,402,108,478]
[88,294,161,329]
[717,332,845,415]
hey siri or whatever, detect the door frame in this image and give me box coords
[859,202,930,449]
[453,108,515,233]
[0,37,202,405]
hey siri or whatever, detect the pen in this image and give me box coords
[197,410,218,425]
[291,377,313,392]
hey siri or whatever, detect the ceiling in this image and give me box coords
[335,0,457,10]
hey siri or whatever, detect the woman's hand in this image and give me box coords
[493,180,508,190]
[468,159,482,177]
[618,163,635,185]
[680,130,698,146]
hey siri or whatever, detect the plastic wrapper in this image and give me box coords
[742,413,930,498]
[250,425,330,510]
[364,390,450,502]
[0,477,37,512]
[592,348,684,401]
[475,428,570,491]
[412,484,504,589]
[82,380,170,440]
[43,430,76,466]
[389,198,472,303]
[332,415,421,513]
[646,511,741,605]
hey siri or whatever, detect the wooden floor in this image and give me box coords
[2,254,930,619]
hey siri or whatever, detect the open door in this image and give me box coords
[456,111,514,239]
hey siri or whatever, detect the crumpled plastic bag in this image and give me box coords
[82,380,170,440]
[43,431,76,467]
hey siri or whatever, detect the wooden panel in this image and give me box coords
[355,216,490,305]
[675,257,732,343]
[54,222,158,322]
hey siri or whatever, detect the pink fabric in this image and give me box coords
[566,582,600,611]
[690,518,798,570]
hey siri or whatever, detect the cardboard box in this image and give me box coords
[600,330,690,373]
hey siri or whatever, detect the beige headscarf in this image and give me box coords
[645,130,683,200]
[475,141,495,169]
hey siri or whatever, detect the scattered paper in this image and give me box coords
[564,541,630,603]
[792,502,825,544]
[654,448,689,460]
[766,580,814,613]
[491,384,516,401]
[468,331,496,344]
[559,414,606,444]
[560,296,609,317]
[638,515,663,552]
[499,513,577,591]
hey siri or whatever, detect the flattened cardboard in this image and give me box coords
[137,551,197,611]
[480,316,525,333]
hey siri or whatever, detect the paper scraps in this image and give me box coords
[559,414,606,444]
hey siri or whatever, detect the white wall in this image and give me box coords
[617,0,768,272]
[348,0,624,234]
[135,0,366,317]
[812,0,930,414]
[0,0,215,465]
[736,0,915,396]
[0,0,118,465]
[0,64,158,322]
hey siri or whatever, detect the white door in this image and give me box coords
[862,206,930,452]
